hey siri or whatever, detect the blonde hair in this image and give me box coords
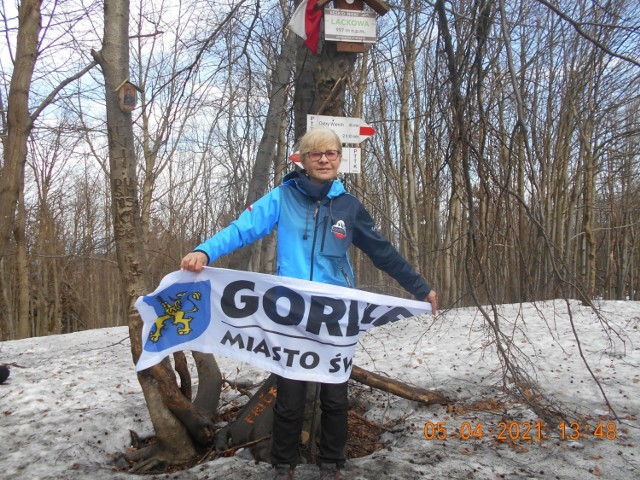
[297,127,342,156]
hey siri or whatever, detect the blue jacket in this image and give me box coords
[194,171,431,300]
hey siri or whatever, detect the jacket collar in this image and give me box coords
[283,170,345,200]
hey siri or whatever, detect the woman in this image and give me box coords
[181,127,437,480]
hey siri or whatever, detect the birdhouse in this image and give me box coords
[318,0,390,53]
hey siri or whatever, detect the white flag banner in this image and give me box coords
[288,0,309,39]
[135,267,431,383]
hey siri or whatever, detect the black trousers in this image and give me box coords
[270,375,348,468]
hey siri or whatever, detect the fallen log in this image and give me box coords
[350,365,450,405]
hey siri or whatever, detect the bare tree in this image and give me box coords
[89,0,305,470]
[90,0,233,469]
[0,0,97,339]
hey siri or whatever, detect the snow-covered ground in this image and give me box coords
[1,300,638,479]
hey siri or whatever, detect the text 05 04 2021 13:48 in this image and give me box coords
[423,421,618,442]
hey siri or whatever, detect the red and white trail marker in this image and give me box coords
[358,124,376,141]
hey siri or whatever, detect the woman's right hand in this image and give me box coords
[180,251,209,272]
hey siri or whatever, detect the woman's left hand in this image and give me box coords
[425,290,437,315]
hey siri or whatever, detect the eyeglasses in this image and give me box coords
[306,149,341,162]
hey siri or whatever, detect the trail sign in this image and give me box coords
[324,9,377,44]
[307,114,376,144]
[318,0,390,53]
[340,147,361,173]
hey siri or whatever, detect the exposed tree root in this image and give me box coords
[173,351,192,400]
[123,442,198,474]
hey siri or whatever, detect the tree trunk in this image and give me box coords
[92,0,198,467]
[0,0,39,259]
[0,0,41,340]
[15,188,30,338]
[294,41,357,136]
[398,0,420,267]
[436,0,468,305]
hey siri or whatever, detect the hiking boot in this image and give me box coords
[273,464,295,480]
[319,463,343,480]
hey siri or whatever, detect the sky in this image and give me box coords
[0,299,638,479]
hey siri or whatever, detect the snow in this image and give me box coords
[0,300,638,479]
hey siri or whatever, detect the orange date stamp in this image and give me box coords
[423,420,618,442]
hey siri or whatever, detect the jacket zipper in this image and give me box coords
[309,201,321,281]
[340,267,353,288]
[320,215,329,252]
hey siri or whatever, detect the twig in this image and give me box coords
[200,435,272,463]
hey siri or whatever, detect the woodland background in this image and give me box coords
[1,0,639,341]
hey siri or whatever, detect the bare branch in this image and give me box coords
[534,0,640,68]
[30,60,98,122]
